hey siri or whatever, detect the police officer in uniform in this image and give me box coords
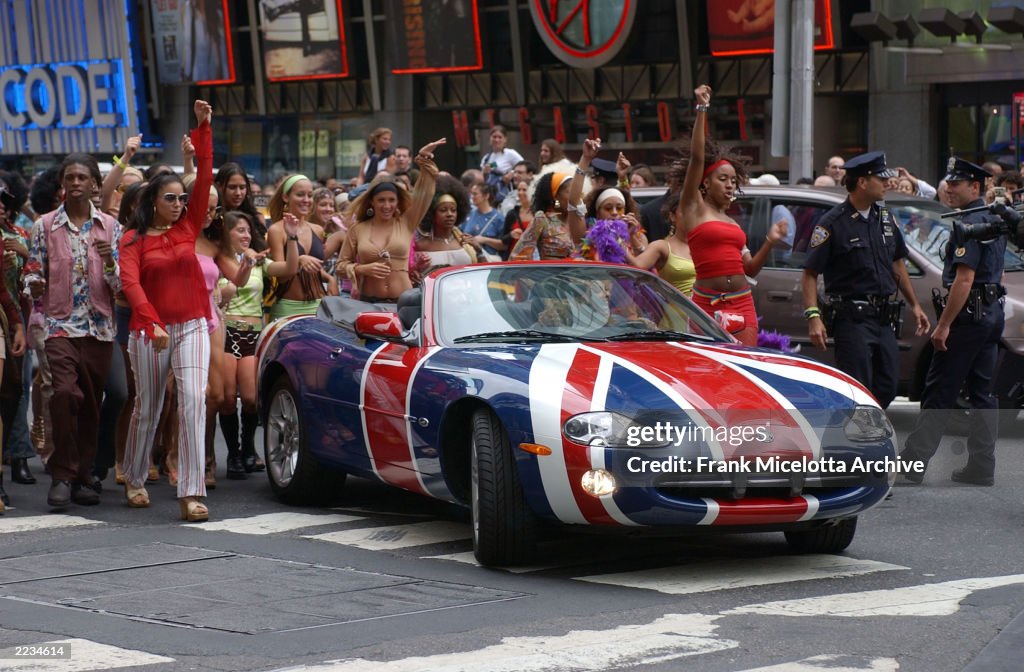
[899,158,1005,485]
[801,151,930,408]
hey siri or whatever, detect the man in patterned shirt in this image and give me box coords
[23,154,122,510]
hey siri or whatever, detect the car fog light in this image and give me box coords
[581,469,616,497]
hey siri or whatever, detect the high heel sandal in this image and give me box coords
[124,484,150,508]
[179,497,208,522]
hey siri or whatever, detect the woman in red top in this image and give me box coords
[678,84,786,346]
[119,100,217,522]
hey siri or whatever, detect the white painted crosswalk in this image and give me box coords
[0,515,103,534]
[305,520,471,550]
[193,512,363,535]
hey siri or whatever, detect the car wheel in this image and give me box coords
[471,407,536,566]
[784,517,857,554]
[264,376,346,504]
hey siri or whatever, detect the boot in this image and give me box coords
[0,471,9,508]
[241,411,264,473]
[221,412,246,480]
[12,457,36,484]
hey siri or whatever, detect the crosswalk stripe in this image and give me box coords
[0,515,103,534]
[735,654,899,671]
[305,521,470,551]
[0,637,173,670]
[269,612,736,671]
[193,512,363,535]
[726,574,1024,617]
[577,555,906,595]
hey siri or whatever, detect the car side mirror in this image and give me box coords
[354,312,406,343]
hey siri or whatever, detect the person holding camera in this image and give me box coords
[801,151,930,408]
[899,158,1006,486]
[480,126,523,202]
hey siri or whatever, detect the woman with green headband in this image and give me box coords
[266,174,337,318]
[338,139,446,302]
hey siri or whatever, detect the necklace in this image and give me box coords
[429,229,453,245]
[152,223,172,231]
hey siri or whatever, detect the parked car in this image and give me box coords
[257,263,897,566]
[632,185,1024,405]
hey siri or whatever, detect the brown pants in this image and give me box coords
[45,337,113,484]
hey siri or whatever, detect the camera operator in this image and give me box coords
[900,158,1006,486]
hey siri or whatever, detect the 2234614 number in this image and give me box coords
[1,644,69,659]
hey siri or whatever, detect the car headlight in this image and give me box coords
[844,405,894,442]
[562,411,670,448]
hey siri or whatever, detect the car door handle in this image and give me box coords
[329,346,345,359]
[767,292,792,302]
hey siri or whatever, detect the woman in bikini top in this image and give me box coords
[337,139,446,302]
[267,174,335,308]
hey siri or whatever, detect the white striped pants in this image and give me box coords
[124,319,210,498]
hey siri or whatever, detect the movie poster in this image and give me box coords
[151,0,234,84]
[707,0,834,56]
[386,0,483,73]
[259,0,348,81]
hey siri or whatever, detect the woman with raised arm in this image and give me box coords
[625,191,695,296]
[337,139,445,303]
[119,100,217,522]
[678,84,785,345]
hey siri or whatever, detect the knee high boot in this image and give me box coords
[241,411,264,473]
[220,412,245,480]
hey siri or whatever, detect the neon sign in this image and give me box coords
[0,60,126,130]
[530,0,637,69]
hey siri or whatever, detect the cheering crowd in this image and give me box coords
[0,85,1018,518]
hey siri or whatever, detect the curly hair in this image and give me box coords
[531,173,557,213]
[665,136,751,189]
[128,173,185,242]
[421,175,470,231]
[29,167,62,216]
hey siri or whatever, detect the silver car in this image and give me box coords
[632,185,1024,406]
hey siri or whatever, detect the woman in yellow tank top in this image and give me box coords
[625,190,695,296]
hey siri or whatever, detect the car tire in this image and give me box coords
[264,376,346,504]
[471,407,537,566]
[784,517,857,554]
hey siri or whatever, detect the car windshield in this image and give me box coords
[889,199,1024,272]
[434,265,732,345]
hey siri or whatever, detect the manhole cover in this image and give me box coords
[0,543,525,633]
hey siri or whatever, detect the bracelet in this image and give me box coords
[575,166,586,175]
[287,235,298,241]
[104,262,116,273]
[112,155,127,170]
[803,307,822,320]
[617,178,630,190]
[695,103,710,113]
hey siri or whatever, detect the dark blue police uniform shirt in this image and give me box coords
[804,200,908,296]
[943,198,1007,287]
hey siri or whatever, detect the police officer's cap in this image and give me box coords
[590,158,618,178]
[841,151,897,179]
[943,156,990,184]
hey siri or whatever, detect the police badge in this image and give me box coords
[809,225,830,248]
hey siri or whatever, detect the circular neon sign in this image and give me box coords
[530,0,637,69]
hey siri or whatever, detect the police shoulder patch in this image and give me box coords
[809,225,830,248]
[955,246,966,257]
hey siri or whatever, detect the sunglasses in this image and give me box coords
[208,205,223,216]
[161,193,189,205]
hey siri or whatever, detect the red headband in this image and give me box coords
[702,159,731,181]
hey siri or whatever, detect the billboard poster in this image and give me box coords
[259,0,349,81]
[707,0,834,56]
[385,0,483,74]
[151,0,235,85]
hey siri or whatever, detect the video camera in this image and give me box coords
[941,187,1024,243]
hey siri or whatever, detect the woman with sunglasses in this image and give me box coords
[119,100,217,522]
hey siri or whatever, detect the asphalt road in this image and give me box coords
[0,402,1021,672]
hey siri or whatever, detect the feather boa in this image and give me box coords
[578,219,630,264]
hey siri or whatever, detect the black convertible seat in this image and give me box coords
[317,296,396,331]
[397,287,422,330]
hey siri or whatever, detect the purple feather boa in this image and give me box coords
[581,219,630,264]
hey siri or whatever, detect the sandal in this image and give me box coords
[179,497,208,522]
[125,484,150,508]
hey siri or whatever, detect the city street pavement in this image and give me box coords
[0,403,1021,672]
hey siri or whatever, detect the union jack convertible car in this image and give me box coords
[257,263,897,566]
